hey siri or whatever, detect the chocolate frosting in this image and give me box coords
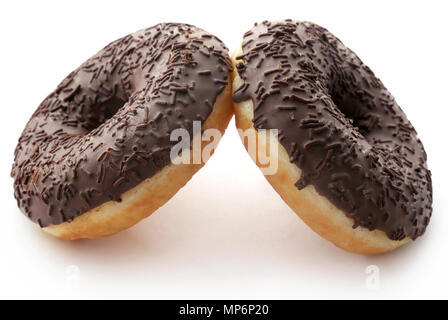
[12,23,232,227]
[233,20,432,240]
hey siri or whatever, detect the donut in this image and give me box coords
[232,20,432,254]
[11,23,233,240]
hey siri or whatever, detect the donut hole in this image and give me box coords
[330,92,370,136]
[84,96,126,131]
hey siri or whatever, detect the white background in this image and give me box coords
[0,0,447,299]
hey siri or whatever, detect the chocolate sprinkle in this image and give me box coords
[233,20,432,240]
[12,23,231,227]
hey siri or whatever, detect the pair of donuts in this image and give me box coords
[12,21,432,254]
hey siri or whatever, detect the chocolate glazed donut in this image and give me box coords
[12,23,233,240]
[232,20,432,254]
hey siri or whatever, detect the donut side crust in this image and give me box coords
[232,45,409,254]
[43,82,233,240]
